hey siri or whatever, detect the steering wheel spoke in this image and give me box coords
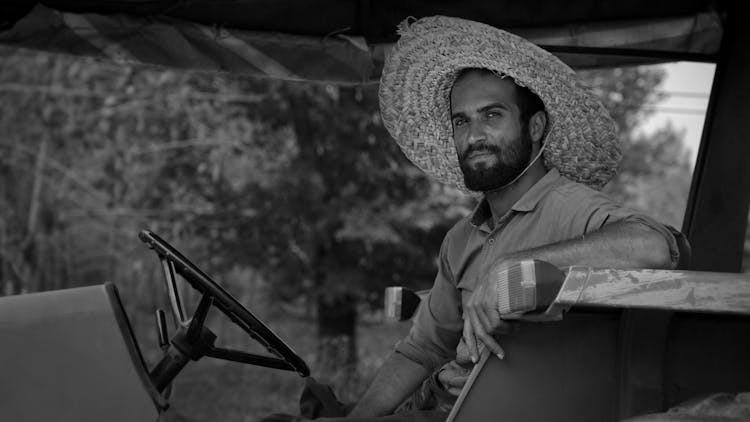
[206,346,298,372]
[186,293,213,343]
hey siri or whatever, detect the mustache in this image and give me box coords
[458,144,501,160]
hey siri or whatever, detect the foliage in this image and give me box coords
[579,66,693,228]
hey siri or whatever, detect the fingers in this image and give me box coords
[438,362,471,397]
[463,280,510,362]
[437,364,470,388]
[466,307,505,360]
[443,373,470,397]
[462,317,478,363]
[472,281,503,334]
[441,371,470,388]
[446,386,464,396]
[476,308,495,335]
[474,324,505,360]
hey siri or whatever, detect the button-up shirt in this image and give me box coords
[395,169,680,372]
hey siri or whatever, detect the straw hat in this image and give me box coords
[379,16,620,192]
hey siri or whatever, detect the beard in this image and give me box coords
[457,130,532,192]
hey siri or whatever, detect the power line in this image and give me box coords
[641,106,707,115]
[654,90,711,99]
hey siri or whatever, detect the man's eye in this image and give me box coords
[486,111,501,118]
[453,118,466,127]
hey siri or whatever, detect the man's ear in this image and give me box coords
[528,110,548,143]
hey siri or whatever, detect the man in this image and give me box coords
[349,16,679,418]
[261,15,680,422]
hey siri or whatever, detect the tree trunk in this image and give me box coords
[316,293,357,386]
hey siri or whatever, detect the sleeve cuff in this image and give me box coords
[394,335,453,374]
[623,215,682,269]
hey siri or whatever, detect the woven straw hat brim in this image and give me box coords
[379,16,621,192]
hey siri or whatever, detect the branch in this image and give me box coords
[126,138,244,157]
[0,142,107,203]
[24,140,46,246]
[0,248,30,289]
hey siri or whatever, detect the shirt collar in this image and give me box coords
[469,168,562,227]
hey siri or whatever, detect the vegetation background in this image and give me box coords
[0,47,737,421]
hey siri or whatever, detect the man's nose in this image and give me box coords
[466,121,487,145]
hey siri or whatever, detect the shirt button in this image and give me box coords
[488,238,495,245]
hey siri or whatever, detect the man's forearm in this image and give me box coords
[510,221,673,269]
[348,351,430,417]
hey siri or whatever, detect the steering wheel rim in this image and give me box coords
[139,229,310,377]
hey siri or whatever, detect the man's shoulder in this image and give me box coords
[545,174,611,204]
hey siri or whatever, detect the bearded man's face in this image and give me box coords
[450,71,532,192]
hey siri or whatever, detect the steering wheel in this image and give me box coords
[139,229,310,378]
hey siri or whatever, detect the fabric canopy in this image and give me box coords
[0,3,723,84]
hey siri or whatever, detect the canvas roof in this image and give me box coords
[0,1,726,84]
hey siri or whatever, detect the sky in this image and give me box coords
[637,61,716,163]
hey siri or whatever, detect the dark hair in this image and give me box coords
[454,68,545,124]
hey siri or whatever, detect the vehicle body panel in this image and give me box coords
[0,284,164,422]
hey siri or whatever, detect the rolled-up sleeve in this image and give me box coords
[395,236,464,373]
[559,188,681,269]
[616,215,680,269]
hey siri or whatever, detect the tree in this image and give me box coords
[580,66,693,229]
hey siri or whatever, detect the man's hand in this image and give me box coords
[463,259,566,362]
[437,361,471,396]
[462,269,514,362]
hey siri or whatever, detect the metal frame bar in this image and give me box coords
[683,2,750,272]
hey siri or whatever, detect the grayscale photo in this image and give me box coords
[0,2,748,421]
